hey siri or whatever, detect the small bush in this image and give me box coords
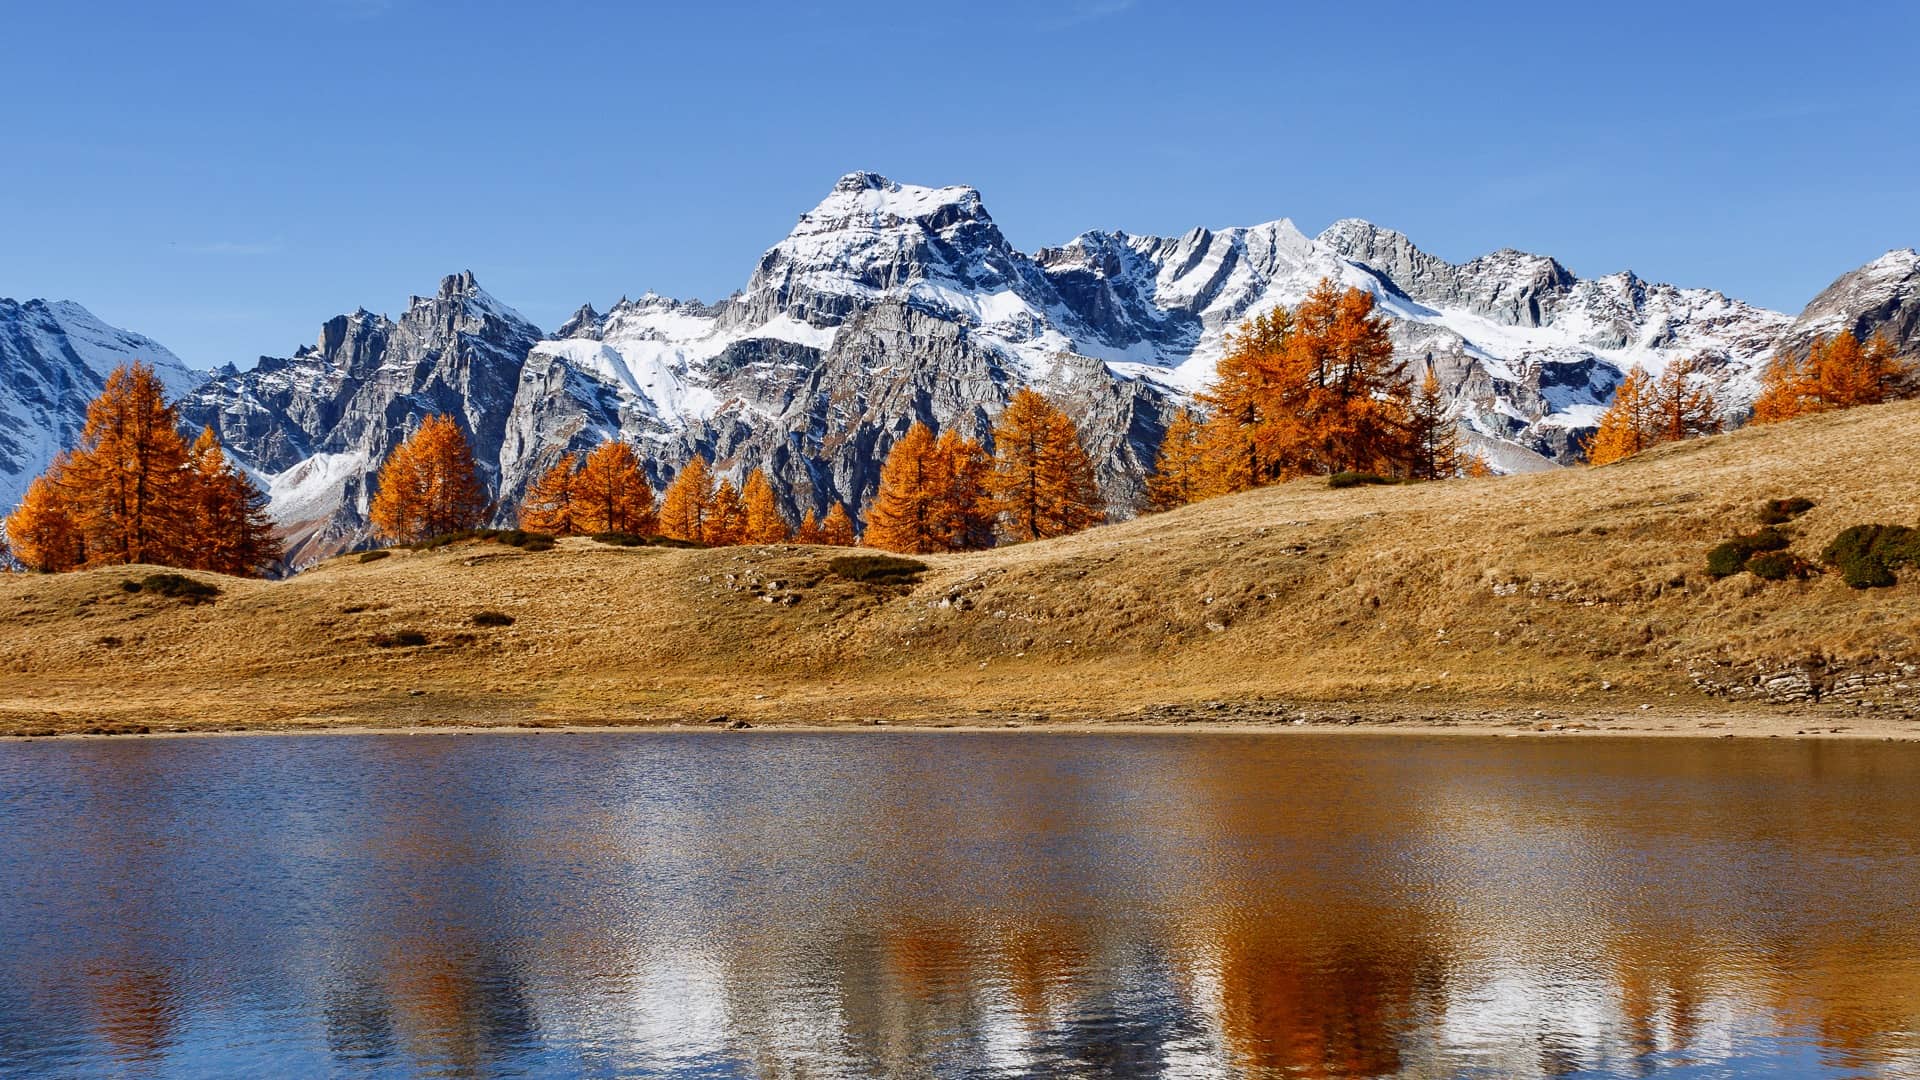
[413,529,555,552]
[1745,551,1818,581]
[520,538,555,553]
[1329,472,1393,489]
[470,611,515,627]
[123,574,221,603]
[828,554,928,584]
[371,630,430,648]
[358,550,391,563]
[1757,497,1816,525]
[1705,542,1751,579]
[1823,524,1920,589]
[591,532,705,549]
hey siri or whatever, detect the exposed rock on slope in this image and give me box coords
[180,272,543,564]
[0,299,202,510]
[1774,248,1920,362]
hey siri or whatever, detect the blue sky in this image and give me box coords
[2,0,1915,368]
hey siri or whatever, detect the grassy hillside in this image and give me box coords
[3,402,1918,737]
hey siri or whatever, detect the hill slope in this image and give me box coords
[2,402,1917,738]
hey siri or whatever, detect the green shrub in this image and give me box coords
[470,611,515,627]
[1745,551,1817,581]
[591,532,705,549]
[358,549,391,563]
[123,573,221,603]
[412,529,555,552]
[828,554,928,584]
[1705,527,1794,579]
[1822,524,1920,589]
[1757,497,1816,525]
[1329,471,1393,489]
[371,630,430,648]
[1705,542,1750,579]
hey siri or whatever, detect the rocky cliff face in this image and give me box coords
[180,272,543,564]
[1773,248,1920,363]
[17,174,1914,569]
[0,299,202,511]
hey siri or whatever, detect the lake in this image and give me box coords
[2,731,1918,1078]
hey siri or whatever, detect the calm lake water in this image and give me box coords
[3,732,1919,1079]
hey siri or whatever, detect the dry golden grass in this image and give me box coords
[3,401,1918,737]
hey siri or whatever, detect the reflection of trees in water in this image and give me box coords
[7,735,1920,1076]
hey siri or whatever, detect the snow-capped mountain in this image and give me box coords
[0,298,203,510]
[16,173,1914,566]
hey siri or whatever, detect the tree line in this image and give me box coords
[1585,331,1915,466]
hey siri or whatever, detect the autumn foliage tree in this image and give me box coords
[1648,358,1722,444]
[64,361,192,564]
[179,427,282,575]
[369,415,489,543]
[575,441,655,535]
[741,470,791,544]
[795,508,824,544]
[1404,363,1462,481]
[2,362,282,576]
[1752,332,1913,423]
[864,423,995,554]
[1584,367,1656,466]
[658,455,715,543]
[1146,407,1209,511]
[987,389,1105,543]
[518,451,581,534]
[707,480,747,546]
[818,502,857,546]
[4,464,87,572]
[1585,359,1720,466]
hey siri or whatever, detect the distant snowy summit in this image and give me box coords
[6,173,1916,565]
[0,298,202,510]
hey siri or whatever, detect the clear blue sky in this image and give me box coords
[2,0,1915,369]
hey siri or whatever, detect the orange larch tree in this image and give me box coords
[1647,357,1721,444]
[181,427,282,576]
[794,508,824,544]
[1147,407,1209,510]
[61,361,193,566]
[1752,331,1914,423]
[369,415,489,543]
[1584,367,1657,466]
[657,455,715,542]
[935,429,994,551]
[706,479,747,546]
[1195,282,1414,487]
[1279,281,1411,476]
[4,365,281,576]
[741,470,791,544]
[3,463,86,572]
[988,389,1105,544]
[864,423,950,554]
[574,441,656,535]
[1196,307,1290,493]
[1405,363,1462,480]
[519,452,581,535]
[818,502,857,546]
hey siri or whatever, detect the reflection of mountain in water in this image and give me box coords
[2,734,1919,1077]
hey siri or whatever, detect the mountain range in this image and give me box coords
[4,172,1917,567]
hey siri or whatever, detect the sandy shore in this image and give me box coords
[4,702,1914,743]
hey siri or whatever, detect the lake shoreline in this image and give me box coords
[5,706,1915,743]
